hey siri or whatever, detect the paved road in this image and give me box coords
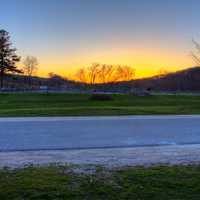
[0,115,200,152]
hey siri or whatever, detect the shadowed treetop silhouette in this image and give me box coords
[75,63,135,84]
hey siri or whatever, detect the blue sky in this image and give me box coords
[0,0,200,77]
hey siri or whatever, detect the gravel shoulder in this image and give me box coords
[1,144,200,168]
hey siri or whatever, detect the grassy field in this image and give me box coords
[0,93,199,116]
[1,165,200,199]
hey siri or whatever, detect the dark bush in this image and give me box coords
[89,93,113,101]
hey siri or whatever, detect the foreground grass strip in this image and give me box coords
[1,165,200,199]
[0,93,199,116]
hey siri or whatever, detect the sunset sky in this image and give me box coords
[0,0,200,78]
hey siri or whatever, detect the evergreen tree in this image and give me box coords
[0,29,21,88]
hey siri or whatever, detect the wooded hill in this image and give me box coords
[2,66,200,92]
[94,66,200,92]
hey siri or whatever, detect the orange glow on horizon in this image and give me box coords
[31,47,193,80]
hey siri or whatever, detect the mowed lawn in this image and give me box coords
[0,93,199,116]
[1,165,200,200]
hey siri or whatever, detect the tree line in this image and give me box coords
[75,63,135,84]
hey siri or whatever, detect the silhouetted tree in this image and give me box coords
[75,68,88,83]
[0,30,21,88]
[23,56,38,87]
[191,39,200,65]
[114,65,135,82]
[88,63,100,84]
[98,64,115,83]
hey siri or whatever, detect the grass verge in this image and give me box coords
[1,165,200,199]
[0,93,199,116]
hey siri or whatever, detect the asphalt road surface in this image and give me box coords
[0,115,200,152]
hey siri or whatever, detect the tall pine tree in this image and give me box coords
[0,29,21,88]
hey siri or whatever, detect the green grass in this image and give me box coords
[0,93,199,116]
[1,165,200,199]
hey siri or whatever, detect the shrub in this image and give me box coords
[89,93,113,101]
